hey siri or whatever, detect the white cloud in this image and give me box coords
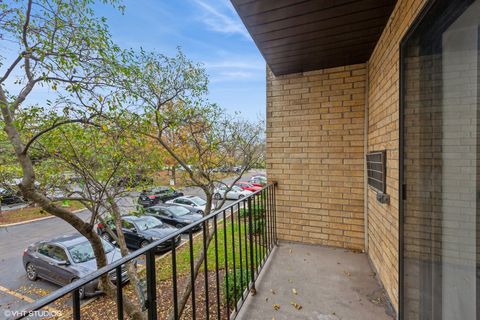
[220,71,254,78]
[204,60,265,71]
[192,0,251,40]
[209,69,264,83]
[204,56,265,83]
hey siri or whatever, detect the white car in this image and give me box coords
[214,185,252,200]
[166,196,207,214]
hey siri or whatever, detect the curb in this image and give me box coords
[0,208,87,228]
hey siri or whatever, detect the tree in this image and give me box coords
[123,50,265,318]
[32,113,160,317]
[0,1,147,318]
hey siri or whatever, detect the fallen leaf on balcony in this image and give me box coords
[288,279,294,283]
[250,288,257,296]
[291,302,302,310]
[265,297,269,302]
[370,297,382,305]
[292,288,298,295]
[270,289,276,294]
[273,304,280,310]
[289,248,292,254]
[344,271,351,277]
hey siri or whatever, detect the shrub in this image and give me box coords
[251,219,265,234]
[238,204,265,218]
[223,269,250,307]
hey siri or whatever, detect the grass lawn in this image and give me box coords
[0,201,84,225]
[139,214,265,282]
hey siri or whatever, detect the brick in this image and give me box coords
[267,63,366,254]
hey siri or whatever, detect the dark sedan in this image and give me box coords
[137,187,184,208]
[97,215,181,252]
[22,234,128,299]
[0,187,24,205]
[145,204,203,230]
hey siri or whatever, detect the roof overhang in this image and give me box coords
[231,0,397,76]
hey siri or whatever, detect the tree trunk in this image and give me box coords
[170,166,176,186]
[108,199,146,320]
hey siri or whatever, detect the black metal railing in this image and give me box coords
[15,183,277,320]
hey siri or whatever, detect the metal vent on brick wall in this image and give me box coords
[366,151,389,204]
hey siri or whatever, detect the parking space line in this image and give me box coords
[0,285,61,314]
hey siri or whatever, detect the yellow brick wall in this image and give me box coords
[266,64,367,250]
[366,0,428,313]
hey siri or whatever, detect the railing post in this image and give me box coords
[202,221,210,320]
[189,230,197,320]
[230,207,238,312]
[116,266,124,320]
[273,184,278,245]
[247,195,256,292]
[72,288,81,320]
[213,215,221,319]
[222,210,230,317]
[172,239,178,320]
[146,250,157,320]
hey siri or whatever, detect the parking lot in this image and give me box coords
[0,171,264,319]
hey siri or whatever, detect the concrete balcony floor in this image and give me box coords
[237,242,394,320]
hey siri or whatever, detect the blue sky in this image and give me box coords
[97,0,266,120]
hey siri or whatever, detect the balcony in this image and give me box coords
[237,243,393,320]
[14,183,393,320]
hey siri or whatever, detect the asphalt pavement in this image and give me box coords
[0,171,263,319]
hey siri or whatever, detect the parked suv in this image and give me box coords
[97,215,181,252]
[137,187,184,208]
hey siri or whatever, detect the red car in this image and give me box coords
[235,182,262,192]
[249,181,263,187]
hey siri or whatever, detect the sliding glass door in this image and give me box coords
[401,0,480,319]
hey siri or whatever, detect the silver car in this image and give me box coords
[214,185,253,200]
[23,234,128,299]
[166,195,207,214]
